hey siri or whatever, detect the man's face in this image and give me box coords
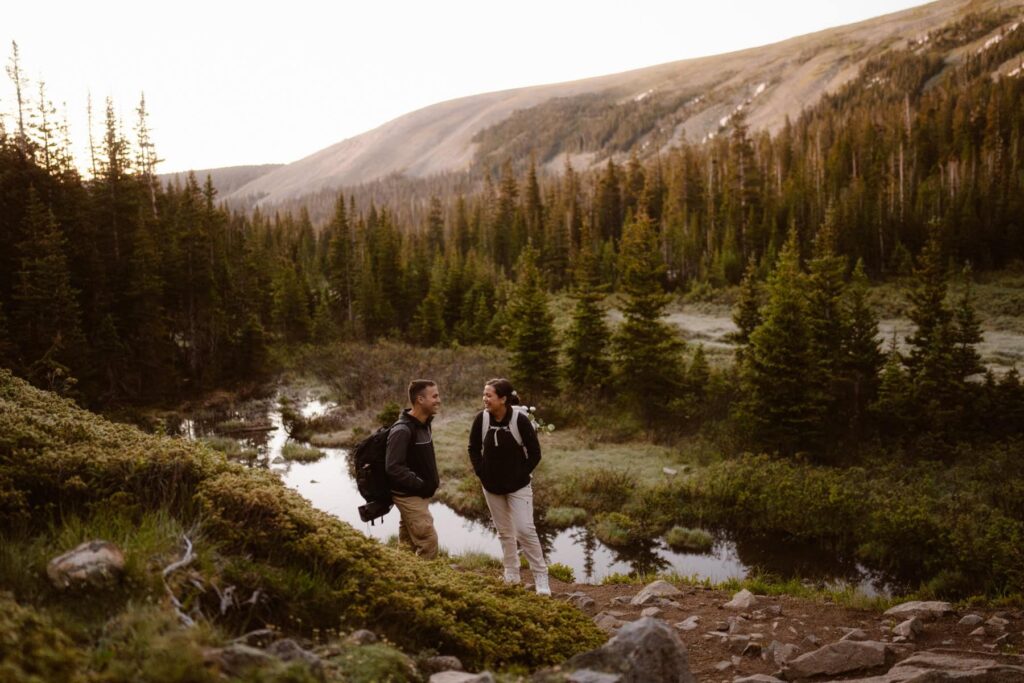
[418,386,441,416]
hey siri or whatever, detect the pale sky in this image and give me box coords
[1,0,930,174]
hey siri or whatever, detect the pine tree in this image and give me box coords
[732,256,762,349]
[742,229,822,455]
[612,210,683,422]
[841,260,883,437]
[506,247,559,397]
[326,195,357,333]
[11,188,84,392]
[411,257,447,346]
[563,221,611,391]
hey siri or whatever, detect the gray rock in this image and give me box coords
[728,635,751,653]
[675,616,700,632]
[958,614,984,627]
[46,540,125,589]
[781,640,890,680]
[725,589,758,611]
[802,634,821,648]
[969,626,988,638]
[837,650,1024,682]
[233,629,277,648]
[205,644,276,676]
[742,641,763,658]
[429,673,495,683]
[882,600,954,621]
[841,629,869,642]
[733,676,784,683]
[714,660,734,672]
[566,670,622,683]
[986,616,1010,633]
[565,617,697,683]
[568,592,598,615]
[892,618,923,640]
[345,629,378,645]
[641,607,663,618]
[423,655,464,674]
[730,617,749,635]
[593,612,626,634]
[763,640,800,666]
[630,580,683,606]
[611,595,634,606]
[266,639,323,677]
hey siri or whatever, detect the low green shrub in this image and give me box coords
[558,468,634,514]
[543,506,587,529]
[548,563,575,583]
[0,370,604,670]
[592,512,638,548]
[664,526,714,553]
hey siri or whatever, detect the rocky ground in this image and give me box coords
[529,574,1024,682]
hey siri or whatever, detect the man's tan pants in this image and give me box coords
[391,492,438,559]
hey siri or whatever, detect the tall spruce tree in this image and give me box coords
[841,260,883,437]
[742,229,822,455]
[563,220,611,390]
[732,256,762,350]
[612,210,683,422]
[507,246,559,398]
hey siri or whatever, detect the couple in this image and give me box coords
[384,377,550,595]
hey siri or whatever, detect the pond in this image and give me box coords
[176,393,890,592]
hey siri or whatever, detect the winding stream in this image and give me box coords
[179,395,888,592]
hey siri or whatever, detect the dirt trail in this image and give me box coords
[537,574,1023,682]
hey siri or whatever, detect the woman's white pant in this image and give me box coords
[482,482,547,581]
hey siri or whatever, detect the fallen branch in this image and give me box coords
[163,534,196,627]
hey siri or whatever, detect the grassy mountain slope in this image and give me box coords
[223,0,1022,209]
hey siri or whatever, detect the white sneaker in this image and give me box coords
[534,572,551,596]
[503,570,521,585]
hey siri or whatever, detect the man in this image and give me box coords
[385,379,441,558]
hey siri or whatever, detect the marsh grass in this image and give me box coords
[548,562,575,583]
[664,526,714,553]
[543,507,588,529]
[280,443,325,463]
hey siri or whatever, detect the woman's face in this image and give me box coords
[482,384,506,414]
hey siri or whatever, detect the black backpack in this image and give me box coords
[352,424,399,524]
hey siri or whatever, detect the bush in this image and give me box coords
[548,562,575,583]
[543,506,588,528]
[664,526,714,553]
[592,512,639,548]
[558,468,634,514]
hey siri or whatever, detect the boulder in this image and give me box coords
[958,614,984,627]
[882,601,953,621]
[837,650,1024,682]
[781,640,890,680]
[675,616,700,632]
[429,673,495,683]
[763,640,801,666]
[725,589,758,611]
[345,629,378,645]
[630,580,683,606]
[205,644,276,676]
[567,592,598,615]
[565,617,697,683]
[423,656,464,674]
[46,540,125,590]
[266,639,322,676]
[593,612,626,634]
[565,671,622,683]
[892,618,923,640]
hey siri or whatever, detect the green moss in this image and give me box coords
[324,643,418,683]
[0,370,604,670]
[0,593,84,682]
[592,512,637,548]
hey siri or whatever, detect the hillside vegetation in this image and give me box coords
[0,370,603,681]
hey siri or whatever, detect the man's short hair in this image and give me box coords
[408,379,437,405]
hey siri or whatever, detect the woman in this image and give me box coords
[468,378,550,595]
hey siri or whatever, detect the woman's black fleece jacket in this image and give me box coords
[467,408,542,495]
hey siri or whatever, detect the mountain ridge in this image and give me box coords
[217,0,1021,210]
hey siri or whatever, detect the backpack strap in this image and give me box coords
[480,408,526,449]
